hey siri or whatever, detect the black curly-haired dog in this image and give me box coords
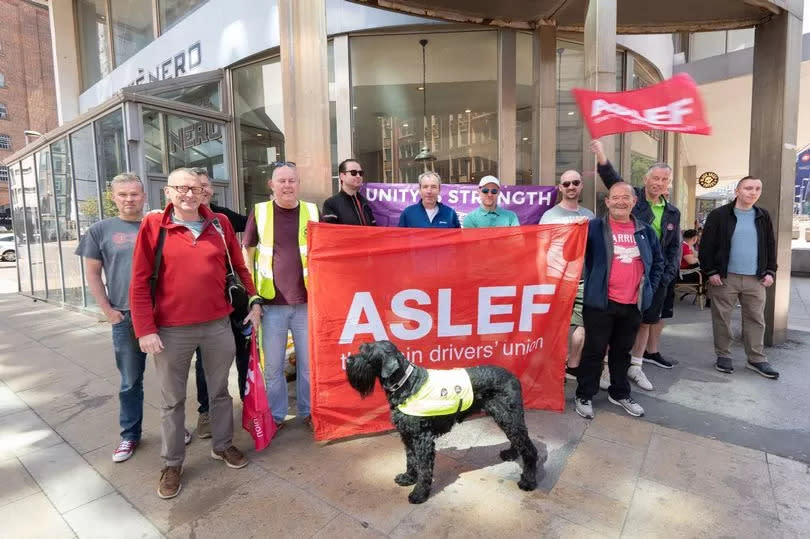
[345,340,541,504]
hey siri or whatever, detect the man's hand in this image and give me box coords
[244,304,262,331]
[139,333,164,354]
[104,308,124,325]
[708,275,723,287]
[589,139,608,165]
[760,274,774,288]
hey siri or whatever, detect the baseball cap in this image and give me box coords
[478,175,500,188]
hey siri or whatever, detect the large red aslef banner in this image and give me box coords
[572,73,711,138]
[307,221,587,441]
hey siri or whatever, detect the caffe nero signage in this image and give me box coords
[130,42,202,86]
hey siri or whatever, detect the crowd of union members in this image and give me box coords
[76,137,777,499]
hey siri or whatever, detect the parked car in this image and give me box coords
[0,234,16,262]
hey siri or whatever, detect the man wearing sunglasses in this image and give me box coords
[462,176,519,228]
[321,159,376,225]
[591,139,681,392]
[539,170,596,382]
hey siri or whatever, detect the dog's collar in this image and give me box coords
[385,363,414,393]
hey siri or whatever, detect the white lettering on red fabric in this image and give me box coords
[591,98,694,127]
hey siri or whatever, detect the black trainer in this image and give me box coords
[715,356,734,374]
[643,351,674,369]
[565,364,578,381]
[746,361,779,380]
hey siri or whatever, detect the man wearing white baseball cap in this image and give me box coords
[463,175,519,228]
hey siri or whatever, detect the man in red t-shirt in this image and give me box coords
[574,183,664,420]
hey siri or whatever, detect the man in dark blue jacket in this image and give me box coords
[591,140,680,393]
[575,182,664,420]
[398,171,460,228]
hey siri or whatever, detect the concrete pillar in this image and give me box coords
[532,25,557,186]
[749,8,803,346]
[498,30,517,185]
[48,0,81,124]
[279,0,332,204]
[333,35,353,177]
[683,164,697,229]
[581,0,617,212]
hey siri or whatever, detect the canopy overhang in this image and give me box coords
[349,0,795,33]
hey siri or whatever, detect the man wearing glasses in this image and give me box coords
[243,162,319,431]
[463,175,519,228]
[540,170,595,382]
[129,168,261,499]
[321,159,376,225]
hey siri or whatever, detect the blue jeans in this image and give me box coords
[111,311,147,442]
[261,303,309,423]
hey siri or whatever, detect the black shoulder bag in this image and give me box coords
[211,218,250,321]
[150,227,167,307]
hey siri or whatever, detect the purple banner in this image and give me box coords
[361,183,558,226]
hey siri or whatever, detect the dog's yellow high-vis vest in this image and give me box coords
[397,369,475,417]
[253,200,319,300]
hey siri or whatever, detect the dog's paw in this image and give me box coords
[518,477,537,491]
[395,473,416,486]
[408,487,430,504]
[499,447,519,461]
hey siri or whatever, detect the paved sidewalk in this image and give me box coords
[1,289,809,538]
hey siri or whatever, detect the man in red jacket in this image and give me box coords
[130,168,261,499]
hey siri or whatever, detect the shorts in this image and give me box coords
[641,280,675,324]
[570,281,584,327]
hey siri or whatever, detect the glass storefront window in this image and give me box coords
[143,109,166,175]
[95,109,127,218]
[166,114,225,177]
[52,138,83,306]
[630,59,664,186]
[233,56,286,213]
[10,163,31,294]
[110,0,154,67]
[154,81,221,111]
[21,156,46,298]
[159,0,207,33]
[76,0,112,89]
[70,124,101,307]
[36,148,63,302]
[351,31,499,184]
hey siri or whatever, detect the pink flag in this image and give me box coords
[242,331,276,451]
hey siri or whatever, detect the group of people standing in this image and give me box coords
[75,142,779,500]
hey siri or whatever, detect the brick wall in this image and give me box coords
[0,0,58,162]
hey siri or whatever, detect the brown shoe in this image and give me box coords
[211,446,248,469]
[158,466,182,499]
[197,412,212,439]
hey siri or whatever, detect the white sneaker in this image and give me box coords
[608,395,645,417]
[628,365,654,391]
[575,398,594,419]
[184,429,192,445]
[599,365,610,390]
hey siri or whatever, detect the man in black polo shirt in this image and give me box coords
[321,159,376,226]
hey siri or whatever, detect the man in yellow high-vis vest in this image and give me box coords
[243,163,319,429]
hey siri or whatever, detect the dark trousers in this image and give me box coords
[196,318,251,413]
[576,301,642,401]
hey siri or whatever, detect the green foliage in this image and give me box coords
[78,190,119,218]
[630,152,655,187]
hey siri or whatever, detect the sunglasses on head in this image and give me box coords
[343,169,364,177]
[271,161,296,169]
[561,180,581,188]
[481,187,499,194]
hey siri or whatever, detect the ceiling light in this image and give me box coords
[522,137,529,141]
[402,123,409,127]
[567,111,575,116]
[352,105,358,110]
[464,109,471,113]
[417,86,424,91]
[256,133,263,137]
[414,39,436,163]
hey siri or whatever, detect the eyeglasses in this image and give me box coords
[342,169,364,177]
[271,161,296,168]
[168,185,203,195]
[561,180,582,188]
[481,188,499,194]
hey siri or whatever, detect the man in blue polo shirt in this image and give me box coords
[463,176,519,228]
[399,171,460,228]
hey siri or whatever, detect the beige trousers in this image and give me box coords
[153,316,235,467]
[708,273,767,363]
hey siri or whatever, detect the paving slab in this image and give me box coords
[0,456,40,508]
[62,492,163,539]
[0,409,63,459]
[0,491,75,538]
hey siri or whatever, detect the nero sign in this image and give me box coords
[130,42,202,86]
[573,73,711,138]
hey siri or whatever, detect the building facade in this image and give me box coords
[0,0,59,231]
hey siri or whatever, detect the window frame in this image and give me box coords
[0,134,11,150]
[0,103,8,120]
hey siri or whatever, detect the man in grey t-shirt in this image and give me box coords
[75,173,186,463]
[539,170,595,382]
